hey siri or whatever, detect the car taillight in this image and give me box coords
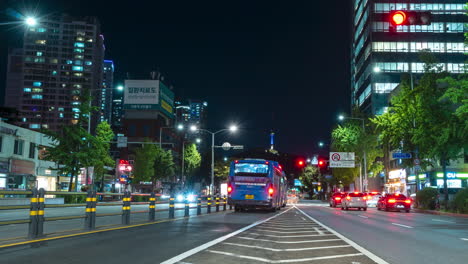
[405,199,411,204]
[346,196,351,201]
[363,196,367,200]
[368,195,372,200]
[227,186,233,193]
[335,197,341,201]
[388,199,396,203]
[268,187,274,195]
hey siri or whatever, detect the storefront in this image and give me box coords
[435,171,468,189]
[385,169,407,195]
[407,173,430,194]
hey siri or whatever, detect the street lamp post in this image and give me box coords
[339,115,367,192]
[194,125,237,195]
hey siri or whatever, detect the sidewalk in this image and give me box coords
[413,208,468,218]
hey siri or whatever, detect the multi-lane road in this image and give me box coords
[1,201,468,264]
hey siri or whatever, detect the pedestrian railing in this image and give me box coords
[0,189,231,241]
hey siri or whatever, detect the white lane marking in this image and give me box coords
[206,250,364,263]
[160,207,293,264]
[254,226,317,231]
[432,219,455,224]
[222,242,351,252]
[237,237,342,244]
[301,217,306,221]
[391,223,413,229]
[246,232,332,238]
[314,227,325,235]
[254,229,324,234]
[295,206,389,264]
[461,238,468,241]
[358,215,369,219]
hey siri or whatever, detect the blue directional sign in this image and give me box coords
[294,179,303,187]
[392,152,412,159]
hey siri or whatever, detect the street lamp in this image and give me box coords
[25,17,37,27]
[338,114,367,192]
[196,138,201,144]
[193,125,238,194]
[177,124,184,130]
[117,85,124,91]
[190,125,198,132]
[318,141,325,147]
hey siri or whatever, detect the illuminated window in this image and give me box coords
[52,70,58,75]
[72,66,83,71]
[73,73,83,76]
[59,113,64,118]
[74,60,83,65]
[50,58,58,63]
[66,60,73,64]
[58,108,64,111]
[76,37,84,41]
[37,28,47,33]
[35,40,46,45]
[86,38,93,42]
[85,61,92,65]
[74,48,84,53]
[75,55,84,59]
[32,94,43,99]
[72,108,80,113]
[30,124,40,129]
[33,82,42,87]
[36,51,43,56]
[34,58,45,63]
[32,88,43,93]
[24,88,32,92]
[74,42,85,48]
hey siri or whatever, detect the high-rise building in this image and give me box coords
[188,100,208,126]
[4,14,105,132]
[111,87,124,132]
[351,1,467,115]
[101,60,114,123]
[4,48,23,110]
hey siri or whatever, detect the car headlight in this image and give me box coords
[187,194,195,202]
[176,195,184,202]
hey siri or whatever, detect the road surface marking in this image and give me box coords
[160,207,293,264]
[461,238,468,241]
[358,215,369,219]
[314,227,325,235]
[222,242,351,251]
[391,223,413,229]
[206,250,364,263]
[295,206,389,264]
[237,237,342,243]
[432,219,455,223]
[246,232,332,238]
[301,217,306,221]
[254,229,324,234]
[253,226,316,231]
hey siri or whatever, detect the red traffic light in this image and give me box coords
[297,160,305,167]
[318,160,325,166]
[391,11,406,25]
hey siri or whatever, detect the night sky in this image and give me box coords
[0,0,351,156]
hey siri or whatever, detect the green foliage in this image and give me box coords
[416,187,439,210]
[94,121,115,189]
[154,148,175,181]
[452,188,468,214]
[299,165,320,196]
[184,143,202,177]
[133,142,159,183]
[214,159,230,181]
[56,194,87,204]
[131,195,148,202]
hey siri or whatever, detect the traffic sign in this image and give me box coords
[222,142,232,150]
[392,152,412,159]
[311,156,318,165]
[117,136,128,148]
[414,158,420,165]
[329,152,355,168]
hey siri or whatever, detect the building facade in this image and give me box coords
[351,0,467,115]
[0,120,59,191]
[4,14,105,132]
[101,60,114,123]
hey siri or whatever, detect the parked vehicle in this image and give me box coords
[341,192,367,211]
[377,193,412,213]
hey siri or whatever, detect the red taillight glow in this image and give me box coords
[368,195,372,200]
[405,199,411,204]
[363,196,367,200]
[346,196,351,201]
[354,191,358,194]
[388,199,396,203]
[371,191,378,194]
[268,187,274,195]
[227,186,233,193]
[335,197,341,201]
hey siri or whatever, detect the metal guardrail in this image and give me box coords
[0,188,230,240]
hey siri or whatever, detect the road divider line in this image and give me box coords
[160,207,293,264]
[246,232,332,238]
[253,226,317,231]
[295,206,389,264]
[236,237,342,244]
[460,238,468,241]
[432,219,455,223]
[222,242,351,252]
[253,229,323,234]
[391,223,413,229]
[206,250,364,263]
[358,215,369,219]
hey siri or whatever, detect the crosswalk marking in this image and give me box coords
[222,242,352,252]
[236,236,342,244]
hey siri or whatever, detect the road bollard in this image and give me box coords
[37,188,45,237]
[197,197,202,215]
[184,198,190,217]
[169,196,175,218]
[223,195,227,211]
[90,191,96,229]
[216,195,220,212]
[122,191,131,225]
[149,192,156,221]
[207,196,211,214]
[28,188,39,239]
[85,190,97,230]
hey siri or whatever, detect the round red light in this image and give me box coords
[392,11,406,25]
[227,186,232,193]
[298,161,304,166]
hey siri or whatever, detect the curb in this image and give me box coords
[413,208,468,218]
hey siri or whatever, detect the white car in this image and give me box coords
[341,192,367,211]
[365,192,382,207]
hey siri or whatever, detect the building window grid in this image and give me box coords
[14,140,24,155]
[372,22,465,33]
[373,42,468,53]
[375,62,466,73]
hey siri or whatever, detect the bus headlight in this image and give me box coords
[187,194,195,202]
[176,194,184,202]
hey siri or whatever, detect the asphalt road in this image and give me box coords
[1,201,468,264]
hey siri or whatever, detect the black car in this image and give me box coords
[377,193,412,212]
[329,192,345,207]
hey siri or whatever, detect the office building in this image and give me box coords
[4,14,105,132]
[351,1,467,115]
[101,60,114,123]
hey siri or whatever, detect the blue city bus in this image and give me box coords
[227,159,287,211]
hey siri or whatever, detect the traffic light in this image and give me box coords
[318,160,325,167]
[296,159,306,168]
[389,11,432,26]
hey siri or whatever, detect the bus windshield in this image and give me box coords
[234,163,269,177]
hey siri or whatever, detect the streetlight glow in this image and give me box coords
[338,115,345,121]
[229,125,238,132]
[117,85,124,91]
[319,142,324,147]
[196,138,201,143]
[190,125,198,132]
[25,17,37,26]
[177,124,184,130]
[373,66,381,73]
